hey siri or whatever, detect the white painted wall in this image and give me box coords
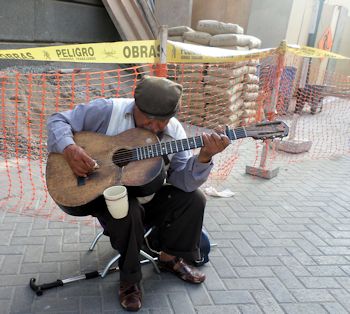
[326,0,350,13]
[155,0,193,27]
[335,15,350,74]
[286,0,317,45]
[191,0,252,32]
[246,0,294,48]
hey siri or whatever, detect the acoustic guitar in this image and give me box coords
[46,121,289,209]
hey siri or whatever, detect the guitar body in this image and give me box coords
[46,128,165,208]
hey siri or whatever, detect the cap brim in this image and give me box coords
[145,113,175,120]
[138,105,178,120]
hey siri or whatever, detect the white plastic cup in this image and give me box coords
[103,185,128,219]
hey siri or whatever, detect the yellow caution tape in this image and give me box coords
[0,40,348,63]
[286,44,349,59]
[0,40,161,63]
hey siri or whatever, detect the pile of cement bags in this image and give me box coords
[204,61,260,127]
[174,64,207,126]
[168,20,261,128]
[169,20,261,50]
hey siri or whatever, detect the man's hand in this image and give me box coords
[63,144,96,177]
[198,133,230,163]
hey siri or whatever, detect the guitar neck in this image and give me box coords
[134,126,248,161]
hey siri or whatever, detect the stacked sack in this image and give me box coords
[241,59,260,125]
[201,19,261,50]
[168,26,206,126]
[168,20,262,128]
[204,61,246,127]
[168,25,210,46]
[168,26,194,43]
[172,64,207,127]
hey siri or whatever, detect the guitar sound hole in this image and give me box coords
[112,148,133,167]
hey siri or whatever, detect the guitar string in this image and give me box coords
[104,140,235,165]
[104,136,205,163]
[107,139,204,164]
[98,128,252,164]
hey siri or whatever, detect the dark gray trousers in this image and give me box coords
[61,185,206,284]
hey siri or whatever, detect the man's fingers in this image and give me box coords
[200,132,230,162]
[72,159,90,173]
[209,133,227,149]
[77,150,96,171]
[202,133,213,147]
[72,156,92,175]
[73,167,87,177]
[203,133,230,153]
[83,159,95,171]
[63,144,96,176]
[220,134,230,146]
[79,150,91,162]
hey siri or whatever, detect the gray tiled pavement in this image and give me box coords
[1,154,350,313]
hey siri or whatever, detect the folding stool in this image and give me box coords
[88,225,160,277]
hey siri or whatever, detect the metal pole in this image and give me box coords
[268,40,286,120]
[260,41,286,169]
[156,25,168,77]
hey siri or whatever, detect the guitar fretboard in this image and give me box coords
[133,126,248,161]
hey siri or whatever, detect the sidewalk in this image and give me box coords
[1,154,350,313]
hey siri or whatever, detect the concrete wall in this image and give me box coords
[0,0,120,45]
[327,6,349,75]
[286,0,316,45]
[315,3,338,45]
[327,0,350,11]
[302,3,350,83]
[247,0,294,48]
[0,0,121,70]
[155,0,193,27]
[191,0,252,32]
[308,4,338,83]
[334,14,350,75]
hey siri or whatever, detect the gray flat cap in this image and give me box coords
[134,75,183,120]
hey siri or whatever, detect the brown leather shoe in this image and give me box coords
[119,281,142,312]
[158,257,206,284]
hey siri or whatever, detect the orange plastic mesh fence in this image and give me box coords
[275,54,350,161]
[0,51,349,222]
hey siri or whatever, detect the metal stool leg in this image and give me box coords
[140,250,160,273]
[89,231,104,251]
[144,227,153,238]
[101,253,121,278]
[90,225,160,277]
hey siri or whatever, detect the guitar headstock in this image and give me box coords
[245,120,289,140]
[225,120,289,141]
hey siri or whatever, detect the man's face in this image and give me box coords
[133,106,170,135]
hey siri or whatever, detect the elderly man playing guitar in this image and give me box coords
[47,75,230,311]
